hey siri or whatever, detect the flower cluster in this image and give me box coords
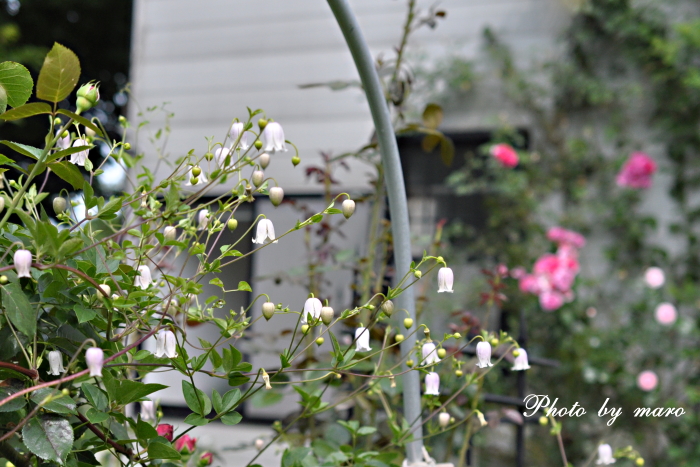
[518,227,585,311]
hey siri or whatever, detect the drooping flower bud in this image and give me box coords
[156,424,174,441]
[437,267,454,293]
[320,306,334,325]
[229,122,250,150]
[85,347,104,377]
[301,297,322,324]
[475,341,493,368]
[404,318,413,329]
[198,452,214,467]
[135,265,153,289]
[53,196,67,214]
[252,170,264,187]
[185,167,207,186]
[259,152,270,169]
[174,435,196,455]
[47,350,65,376]
[422,342,440,365]
[512,348,531,371]
[261,121,286,153]
[262,369,271,390]
[439,412,450,428]
[197,209,209,230]
[644,267,664,288]
[69,138,90,166]
[155,329,178,358]
[341,199,355,219]
[425,372,440,395]
[76,82,100,113]
[380,300,394,316]
[255,438,264,450]
[269,186,284,206]
[97,283,111,298]
[476,410,488,427]
[141,400,156,420]
[261,301,275,320]
[654,302,677,325]
[164,226,177,241]
[252,218,277,244]
[596,444,615,465]
[14,249,32,278]
[355,327,371,352]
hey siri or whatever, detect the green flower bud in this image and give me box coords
[455,369,463,377]
[635,458,644,466]
[123,142,131,150]
[252,170,264,187]
[262,301,275,320]
[539,416,548,426]
[227,218,238,231]
[437,348,447,359]
[512,349,521,357]
[53,117,62,126]
[192,166,202,177]
[0,275,8,285]
[269,186,284,206]
[406,359,414,367]
[395,334,404,343]
[258,119,268,130]
[53,196,67,214]
[259,152,270,168]
[254,140,263,150]
[190,176,199,185]
[291,155,300,166]
[403,318,413,329]
[118,115,127,126]
[76,82,100,113]
[381,300,395,316]
[315,337,325,346]
[0,196,4,212]
[414,270,422,279]
[301,324,310,334]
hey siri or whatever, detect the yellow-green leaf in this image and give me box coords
[422,103,443,130]
[36,43,81,103]
[440,135,455,167]
[0,102,52,121]
[0,61,33,108]
[49,161,84,189]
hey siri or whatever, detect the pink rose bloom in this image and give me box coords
[539,290,565,311]
[654,302,677,325]
[510,267,526,279]
[534,254,561,276]
[616,152,657,189]
[156,424,173,442]
[551,267,577,291]
[490,144,519,168]
[644,267,665,289]
[637,370,658,391]
[174,435,196,453]
[547,227,586,249]
[496,263,509,277]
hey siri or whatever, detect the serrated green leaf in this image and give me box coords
[0,140,42,160]
[0,102,52,121]
[49,161,84,189]
[0,381,26,412]
[31,389,76,415]
[22,415,73,465]
[2,281,35,338]
[0,61,33,108]
[36,43,81,103]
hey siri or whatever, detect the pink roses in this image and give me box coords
[518,227,585,311]
[490,144,519,168]
[616,152,656,189]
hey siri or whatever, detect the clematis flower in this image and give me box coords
[475,341,493,368]
[616,152,656,189]
[654,302,677,325]
[13,249,32,278]
[425,372,440,395]
[229,122,250,150]
[197,209,209,230]
[135,265,153,289]
[252,218,277,244]
[437,267,454,293]
[644,267,664,289]
[56,131,70,150]
[70,138,90,166]
[261,121,286,153]
[439,412,450,428]
[355,327,371,352]
[512,349,531,371]
[214,146,231,167]
[490,143,519,168]
[85,347,104,377]
[596,444,616,465]
[637,371,658,391]
[155,329,178,358]
[262,369,271,390]
[164,226,177,241]
[141,400,156,420]
[174,434,196,454]
[156,424,174,441]
[47,350,65,376]
[301,297,322,324]
[421,342,440,365]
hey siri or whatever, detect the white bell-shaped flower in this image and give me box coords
[512,349,531,371]
[261,121,287,153]
[13,249,32,278]
[70,138,90,166]
[47,350,65,376]
[355,327,372,352]
[155,329,178,358]
[476,341,493,368]
[197,209,209,230]
[437,267,454,293]
[301,297,322,324]
[85,347,104,377]
[56,131,70,150]
[596,444,616,465]
[421,342,440,365]
[252,218,277,244]
[214,146,231,167]
[141,400,156,420]
[229,122,250,150]
[425,372,440,395]
[135,265,153,289]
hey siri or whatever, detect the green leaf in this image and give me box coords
[357,426,377,436]
[58,237,84,259]
[56,109,103,137]
[81,383,108,412]
[422,103,443,129]
[0,62,33,108]
[221,388,241,413]
[183,413,209,426]
[2,281,36,338]
[22,415,74,465]
[49,161,84,189]
[440,135,455,167]
[84,408,109,424]
[222,345,242,373]
[220,411,242,426]
[237,280,252,292]
[0,102,52,121]
[0,140,42,160]
[36,43,81,104]
[0,381,26,412]
[181,381,211,416]
[46,144,94,164]
[74,304,97,324]
[117,381,168,406]
[227,372,250,387]
[31,389,76,415]
[0,85,6,114]
[148,441,181,460]
[421,134,441,153]
[133,419,157,440]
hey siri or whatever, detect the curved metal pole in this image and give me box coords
[326,0,423,462]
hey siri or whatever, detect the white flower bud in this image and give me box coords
[255,439,264,450]
[341,199,355,219]
[47,350,65,376]
[320,306,334,325]
[14,249,32,278]
[85,347,104,377]
[261,302,275,320]
[259,152,270,169]
[53,196,66,214]
[437,267,454,293]
[355,327,371,352]
[164,226,177,241]
[135,265,153,289]
[97,284,111,297]
[262,369,271,390]
[269,186,284,206]
[439,412,450,428]
[198,209,209,230]
[421,342,440,365]
[380,300,394,316]
[301,297,322,324]
[252,170,264,188]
